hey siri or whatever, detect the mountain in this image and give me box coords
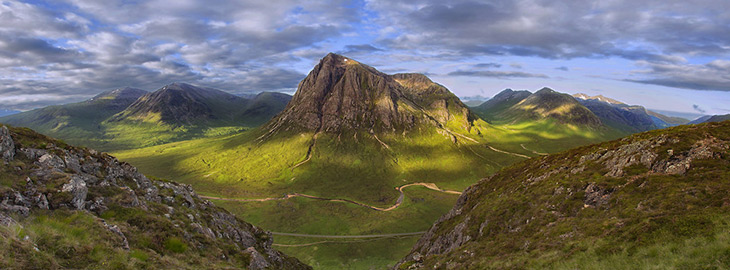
[239,92,293,126]
[0,87,148,146]
[504,88,602,127]
[0,84,292,151]
[649,109,705,121]
[572,93,688,132]
[574,97,656,133]
[262,54,475,135]
[473,89,531,121]
[689,114,730,124]
[0,125,309,269]
[689,115,713,124]
[397,120,730,269]
[645,110,690,126]
[109,83,247,126]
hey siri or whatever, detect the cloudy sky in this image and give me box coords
[1,0,729,116]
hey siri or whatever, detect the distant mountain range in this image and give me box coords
[0,83,291,151]
[470,88,691,136]
[689,114,730,124]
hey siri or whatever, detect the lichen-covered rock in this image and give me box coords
[0,126,14,162]
[61,175,88,210]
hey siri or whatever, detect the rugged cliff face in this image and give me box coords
[263,53,475,136]
[396,121,730,269]
[0,125,310,269]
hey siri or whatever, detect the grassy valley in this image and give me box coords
[110,54,629,269]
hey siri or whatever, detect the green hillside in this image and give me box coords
[111,54,624,269]
[397,120,730,269]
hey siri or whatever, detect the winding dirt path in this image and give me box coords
[271,234,423,247]
[270,231,426,239]
[520,144,548,156]
[291,131,320,169]
[487,145,530,159]
[200,182,461,212]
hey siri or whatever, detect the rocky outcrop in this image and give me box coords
[0,125,310,269]
[0,126,14,162]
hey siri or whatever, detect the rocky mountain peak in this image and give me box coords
[263,53,476,136]
[265,54,417,133]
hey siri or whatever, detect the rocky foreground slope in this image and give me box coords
[0,125,309,269]
[397,121,730,269]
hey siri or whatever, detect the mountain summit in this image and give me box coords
[265,53,474,135]
[109,83,245,125]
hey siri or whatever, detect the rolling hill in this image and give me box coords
[0,84,292,151]
[0,124,309,269]
[397,120,730,269]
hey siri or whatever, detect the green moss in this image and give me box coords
[164,237,188,253]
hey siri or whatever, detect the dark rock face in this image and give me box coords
[0,125,310,270]
[266,53,414,133]
[264,53,474,135]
